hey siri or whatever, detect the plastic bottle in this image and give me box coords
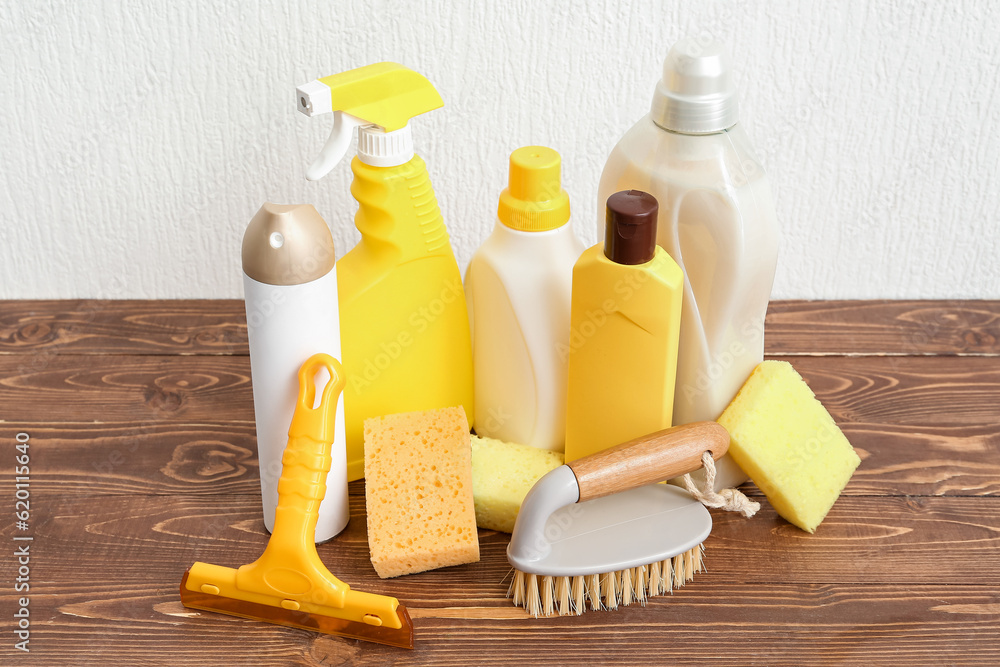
[564,190,683,463]
[598,39,779,489]
[465,146,585,452]
[297,63,474,480]
[242,202,348,542]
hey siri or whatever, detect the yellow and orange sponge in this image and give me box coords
[363,406,479,578]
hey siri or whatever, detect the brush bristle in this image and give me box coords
[571,576,585,615]
[541,575,555,616]
[633,565,647,605]
[648,560,662,597]
[556,576,571,616]
[510,544,706,617]
[525,573,540,617]
[586,573,602,613]
[621,567,634,607]
[511,569,525,607]
[603,571,618,610]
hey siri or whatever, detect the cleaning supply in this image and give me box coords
[598,38,780,489]
[242,202,348,542]
[363,406,479,578]
[470,434,564,533]
[563,190,683,463]
[297,62,474,482]
[507,422,729,617]
[465,146,585,452]
[717,360,861,533]
[180,354,414,649]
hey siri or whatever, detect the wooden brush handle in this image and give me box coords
[568,422,730,503]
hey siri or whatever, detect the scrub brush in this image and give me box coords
[507,421,757,616]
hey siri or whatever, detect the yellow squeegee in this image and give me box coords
[180,353,414,648]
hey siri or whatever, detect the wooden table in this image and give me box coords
[1,300,998,665]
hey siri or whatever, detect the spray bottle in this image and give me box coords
[297,63,474,480]
[242,203,348,542]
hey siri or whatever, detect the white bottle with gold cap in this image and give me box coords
[242,202,348,542]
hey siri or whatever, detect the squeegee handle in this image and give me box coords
[567,422,729,503]
[237,354,352,607]
[270,353,346,543]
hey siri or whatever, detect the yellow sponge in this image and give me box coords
[470,435,564,533]
[363,406,480,578]
[718,360,860,533]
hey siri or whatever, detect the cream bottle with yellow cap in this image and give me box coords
[465,146,585,452]
[296,63,473,480]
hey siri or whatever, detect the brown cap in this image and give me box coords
[604,190,658,265]
[242,203,336,285]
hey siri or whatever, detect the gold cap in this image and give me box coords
[241,203,336,285]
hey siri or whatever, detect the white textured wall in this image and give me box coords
[2,1,998,299]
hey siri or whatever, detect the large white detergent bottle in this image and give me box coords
[466,146,585,452]
[599,38,779,489]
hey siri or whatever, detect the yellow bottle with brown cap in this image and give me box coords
[563,190,684,463]
[296,63,473,480]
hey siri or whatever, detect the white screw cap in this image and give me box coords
[651,38,739,134]
[357,124,414,168]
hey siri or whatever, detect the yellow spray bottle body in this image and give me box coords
[337,155,473,479]
[297,63,473,480]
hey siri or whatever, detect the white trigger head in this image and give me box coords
[305,111,366,182]
[297,64,443,180]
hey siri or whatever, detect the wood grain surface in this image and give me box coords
[0,299,998,666]
[3,299,997,357]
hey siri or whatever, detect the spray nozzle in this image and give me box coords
[296,62,443,180]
